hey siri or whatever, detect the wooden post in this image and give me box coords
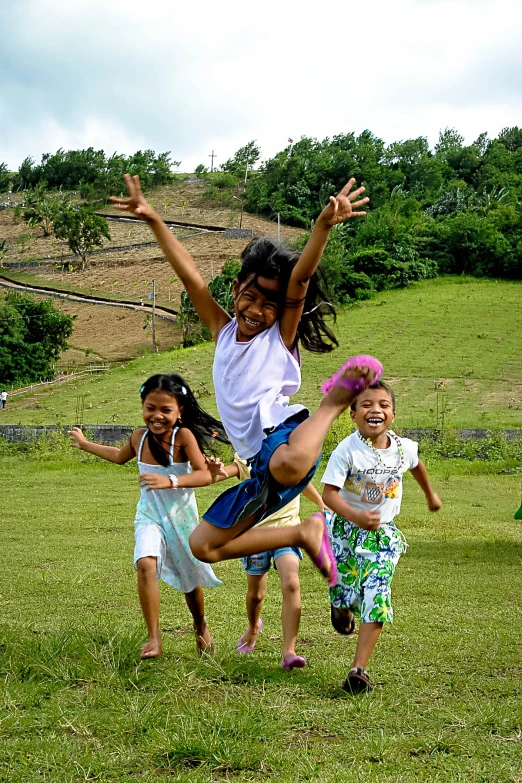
[152,279,158,353]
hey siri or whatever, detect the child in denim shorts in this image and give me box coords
[322,381,441,693]
[214,454,324,669]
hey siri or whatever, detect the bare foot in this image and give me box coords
[321,366,377,410]
[140,638,162,659]
[299,514,334,583]
[195,621,214,657]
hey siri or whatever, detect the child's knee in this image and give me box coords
[136,556,157,577]
[269,449,304,486]
[189,530,216,563]
[281,572,300,596]
[247,585,267,604]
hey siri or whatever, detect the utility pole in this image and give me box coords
[151,279,158,353]
[209,150,217,172]
[238,162,248,229]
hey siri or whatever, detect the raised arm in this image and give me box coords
[279,178,369,348]
[409,460,441,511]
[109,175,230,341]
[69,426,136,464]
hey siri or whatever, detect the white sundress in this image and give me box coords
[134,428,222,593]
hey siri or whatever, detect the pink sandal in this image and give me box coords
[282,654,307,670]
[321,354,383,395]
[237,619,263,654]
[311,512,338,588]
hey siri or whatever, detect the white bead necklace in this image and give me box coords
[358,429,406,471]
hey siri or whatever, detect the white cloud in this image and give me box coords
[1,0,521,172]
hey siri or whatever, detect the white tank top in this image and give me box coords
[213,319,306,460]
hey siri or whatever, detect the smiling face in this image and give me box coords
[350,387,396,446]
[142,390,182,437]
[232,275,281,341]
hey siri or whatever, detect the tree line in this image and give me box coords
[238,128,522,297]
[2,147,178,202]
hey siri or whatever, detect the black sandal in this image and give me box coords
[330,605,355,635]
[343,667,373,693]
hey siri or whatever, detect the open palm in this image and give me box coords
[320,178,369,226]
[109,174,156,222]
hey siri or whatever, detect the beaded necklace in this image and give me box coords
[358,429,406,471]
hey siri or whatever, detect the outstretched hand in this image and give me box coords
[318,178,369,227]
[109,174,157,222]
[206,456,229,479]
[69,426,87,449]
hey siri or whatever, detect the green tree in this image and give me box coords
[177,261,239,347]
[24,184,71,236]
[0,162,11,192]
[0,292,74,385]
[221,141,261,178]
[53,207,110,270]
[13,156,39,190]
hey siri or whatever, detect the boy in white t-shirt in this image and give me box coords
[321,381,441,693]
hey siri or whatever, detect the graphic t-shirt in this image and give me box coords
[321,432,419,524]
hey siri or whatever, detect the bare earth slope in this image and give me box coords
[0,180,303,364]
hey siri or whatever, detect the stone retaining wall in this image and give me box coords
[1,424,521,446]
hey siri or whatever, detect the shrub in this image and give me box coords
[418,430,522,462]
[337,270,375,302]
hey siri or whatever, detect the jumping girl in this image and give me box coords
[69,373,227,660]
[110,175,381,583]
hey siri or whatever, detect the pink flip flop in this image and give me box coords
[311,512,338,588]
[282,655,307,670]
[321,354,383,395]
[237,619,263,654]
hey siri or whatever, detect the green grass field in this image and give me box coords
[1,451,521,782]
[1,274,521,780]
[3,276,521,431]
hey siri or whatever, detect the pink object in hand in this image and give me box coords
[321,355,383,395]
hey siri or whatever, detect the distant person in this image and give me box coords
[209,454,325,669]
[110,173,380,585]
[69,373,228,660]
[0,390,7,410]
[322,381,441,693]
[139,297,144,307]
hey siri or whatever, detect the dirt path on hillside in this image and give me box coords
[0,275,177,320]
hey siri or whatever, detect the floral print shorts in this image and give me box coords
[327,513,407,624]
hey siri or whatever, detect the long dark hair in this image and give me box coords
[236,237,338,353]
[140,373,228,467]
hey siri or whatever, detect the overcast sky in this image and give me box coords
[1,0,521,173]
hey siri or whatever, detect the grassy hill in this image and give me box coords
[3,276,521,431]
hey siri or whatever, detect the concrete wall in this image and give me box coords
[1,424,521,445]
[0,424,134,445]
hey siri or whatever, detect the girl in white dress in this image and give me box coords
[70,373,227,660]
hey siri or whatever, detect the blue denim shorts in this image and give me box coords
[203,410,320,529]
[242,547,302,575]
